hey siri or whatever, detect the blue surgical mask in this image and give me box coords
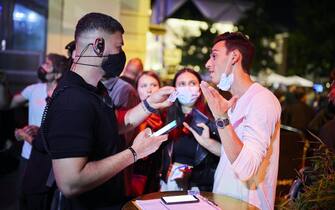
[176,86,200,106]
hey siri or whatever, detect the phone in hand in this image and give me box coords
[161,195,199,205]
[151,120,177,137]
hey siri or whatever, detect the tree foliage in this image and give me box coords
[177,0,335,78]
[176,23,219,73]
[237,0,335,78]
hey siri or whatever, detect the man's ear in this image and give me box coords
[71,49,76,59]
[231,50,241,65]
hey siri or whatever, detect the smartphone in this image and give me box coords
[151,120,177,137]
[161,195,199,205]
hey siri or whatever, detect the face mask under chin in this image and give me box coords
[217,72,234,91]
[217,56,234,91]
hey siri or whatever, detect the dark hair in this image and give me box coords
[213,32,254,74]
[65,40,76,58]
[135,70,161,89]
[47,53,68,74]
[74,12,124,41]
[172,67,202,87]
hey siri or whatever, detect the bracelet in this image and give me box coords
[143,99,158,114]
[141,101,151,114]
[128,147,137,163]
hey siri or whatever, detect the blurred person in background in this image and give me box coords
[0,53,68,208]
[281,86,315,131]
[120,57,144,87]
[308,70,335,134]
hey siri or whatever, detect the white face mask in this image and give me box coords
[217,72,234,91]
[217,54,234,91]
[176,86,200,106]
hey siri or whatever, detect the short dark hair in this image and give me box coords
[47,53,68,74]
[213,32,254,74]
[135,71,161,89]
[172,67,202,86]
[74,12,124,41]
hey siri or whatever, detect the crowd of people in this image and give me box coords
[0,12,334,210]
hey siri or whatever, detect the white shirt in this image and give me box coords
[20,83,47,159]
[213,83,281,210]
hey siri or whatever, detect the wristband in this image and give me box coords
[128,147,137,163]
[143,99,158,114]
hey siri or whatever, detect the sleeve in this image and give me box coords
[230,93,281,181]
[21,84,35,100]
[114,81,140,109]
[47,90,95,159]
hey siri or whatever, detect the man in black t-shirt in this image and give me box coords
[22,12,174,210]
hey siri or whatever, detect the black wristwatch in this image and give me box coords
[215,117,230,129]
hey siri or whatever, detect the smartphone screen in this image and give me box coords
[151,120,177,137]
[161,195,199,205]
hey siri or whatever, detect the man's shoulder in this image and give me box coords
[52,85,98,109]
[248,83,281,112]
[21,82,46,98]
[115,77,136,92]
[23,82,45,92]
[253,84,279,102]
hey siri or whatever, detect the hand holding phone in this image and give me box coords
[151,120,177,137]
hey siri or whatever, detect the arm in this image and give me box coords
[118,86,174,133]
[53,128,168,197]
[200,82,241,162]
[9,94,27,109]
[183,122,221,157]
[201,81,280,181]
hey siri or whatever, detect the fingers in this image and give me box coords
[23,125,38,136]
[228,95,238,108]
[196,123,209,131]
[208,85,222,98]
[158,86,175,95]
[150,134,168,143]
[143,128,152,137]
[200,81,212,100]
[155,100,173,109]
[182,122,198,137]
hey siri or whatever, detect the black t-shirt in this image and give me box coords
[23,71,125,209]
[173,135,197,165]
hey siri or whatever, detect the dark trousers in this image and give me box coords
[19,191,54,210]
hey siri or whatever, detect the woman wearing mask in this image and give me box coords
[132,71,165,195]
[160,68,219,192]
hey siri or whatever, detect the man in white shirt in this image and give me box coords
[199,32,281,210]
[1,53,67,208]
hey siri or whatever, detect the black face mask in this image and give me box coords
[37,66,47,82]
[101,50,126,78]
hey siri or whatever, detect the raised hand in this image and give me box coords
[146,86,175,109]
[200,81,238,118]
